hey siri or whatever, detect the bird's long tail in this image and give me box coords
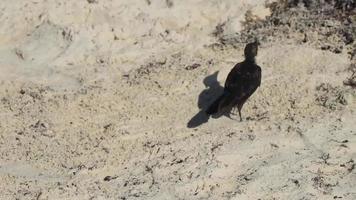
[206,94,224,115]
[206,91,237,115]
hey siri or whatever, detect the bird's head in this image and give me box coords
[244,39,259,62]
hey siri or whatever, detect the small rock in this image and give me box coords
[104,176,117,181]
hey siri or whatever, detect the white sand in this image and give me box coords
[0,0,355,199]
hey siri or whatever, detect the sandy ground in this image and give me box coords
[0,0,355,199]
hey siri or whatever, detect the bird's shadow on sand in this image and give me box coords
[187,71,231,128]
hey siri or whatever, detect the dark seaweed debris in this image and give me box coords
[215,0,355,58]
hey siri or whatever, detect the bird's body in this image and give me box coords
[206,41,262,121]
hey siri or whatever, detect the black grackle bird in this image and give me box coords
[206,40,262,121]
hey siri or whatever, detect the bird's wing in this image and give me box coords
[242,65,261,96]
[226,65,261,101]
[218,64,261,113]
[224,63,243,91]
[256,65,262,87]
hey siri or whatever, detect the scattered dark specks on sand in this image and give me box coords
[87,0,97,3]
[211,143,223,152]
[166,0,173,8]
[320,153,330,164]
[270,143,279,149]
[226,132,236,138]
[292,179,300,187]
[185,63,201,70]
[344,71,356,88]
[340,159,355,173]
[333,48,342,54]
[103,123,112,130]
[212,22,226,37]
[15,49,25,60]
[36,191,42,200]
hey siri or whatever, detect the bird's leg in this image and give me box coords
[230,107,237,116]
[238,104,243,122]
[226,112,233,120]
[238,109,242,121]
[224,106,239,121]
